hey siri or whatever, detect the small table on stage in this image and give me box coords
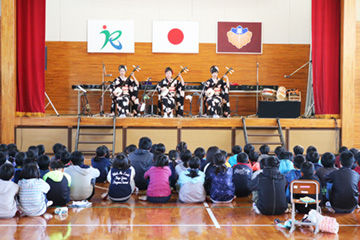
[258,101,301,118]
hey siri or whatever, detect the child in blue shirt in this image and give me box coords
[285,155,305,201]
[228,145,242,167]
[278,151,294,174]
[91,145,112,183]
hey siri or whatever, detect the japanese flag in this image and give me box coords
[152,21,199,53]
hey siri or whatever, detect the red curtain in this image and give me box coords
[312,0,340,116]
[16,0,46,116]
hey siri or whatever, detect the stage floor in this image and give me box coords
[0,184,356,239]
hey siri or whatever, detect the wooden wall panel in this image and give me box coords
[289,129,338,154]
[235,129,286,152]
[354,22,360,149]
[181,129,232,153]
[45,42,310,116]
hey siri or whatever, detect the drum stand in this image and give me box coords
[45,92,60,117]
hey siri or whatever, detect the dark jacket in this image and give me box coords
[129,149,153,190]
[204,163,216,195]
[91,157,112,183]
[248,167,287,215]
[325,167,360,212]
[232,163,253,197]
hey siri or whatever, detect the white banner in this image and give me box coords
[87,20,135,53]
[152,21,199,53]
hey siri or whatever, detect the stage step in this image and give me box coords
[248,142,283,145]
[247,134,281,137]
[79,133,113,136]
[78,141,113,144]
[75,116,117,158]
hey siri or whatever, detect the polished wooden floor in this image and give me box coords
[0,184,358,240]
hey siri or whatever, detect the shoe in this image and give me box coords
[47,200,53,207]
[119,114,126,118]
[252,203,261,214]
[163,113,168,118]
[169,113,174,118]
[213,114,220,119]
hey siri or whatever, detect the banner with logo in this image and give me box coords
[217,22,262,54]
[152,21,199,53]
[87,20,135,53]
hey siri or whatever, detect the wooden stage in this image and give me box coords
[0,184,357,239]
[14,116,341,154]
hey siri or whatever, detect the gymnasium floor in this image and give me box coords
[0,184,359,240]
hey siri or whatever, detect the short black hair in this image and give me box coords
[214,152,227,174]
[259,157,267,169]
[0,144,7,153]
[26,149,37,161]
[0,152,6,166]
[278,151,293,161]
[301,161,315,176]
[180,150,192,167]
[355,152,360,166]
[340,150,355,168]
[248,151,259,162]
[52,143,64,154]
[94,146,107,162]
[293,145,304,155]
[206,146,220,164]
[176,142,188,152]
[168,150,179,161]
[124,144,137,154]
[15,152,26,167]
[293,155,306,169]
[155,143,166,154]
[112,153,130,170]
[37,144,45,156]
[244,144,255,155]
[38,155,50,170]
[274,146,285,156]
[189,156,201,170]
[232,145,242,155]
[50,159,65,170]
[19,163,40,179]
[237,152,248,163]
[338,146,348,154]
[259,145,270,155]
[139,137,152,150]
[70,151,84,165]
[8,148,18,158]
[321,152,336,168]
[28,146,39,156]
[194,147,205,159]
[7,143,17,151]
[306,151,319,163]
[154,154,169,168]
[265,156,280,168]
[220,150,228,158]
[349,148,359,156]
[306,146,318,155]
[60,151,71,165]
[0,163,15,181]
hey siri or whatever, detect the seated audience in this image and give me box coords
[91,145,112,183]
[233,152,252,197]
[0,163,19,218]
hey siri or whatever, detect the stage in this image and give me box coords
[15,115,341,156]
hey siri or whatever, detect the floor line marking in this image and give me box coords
[203,202,220,229]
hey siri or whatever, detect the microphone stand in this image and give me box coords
[100,63,112,116]
[197,82,206,117]
[284,60,312,78]
[140,78,152,116]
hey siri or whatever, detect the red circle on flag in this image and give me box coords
[103,25,107,30]
[167,28,184,45]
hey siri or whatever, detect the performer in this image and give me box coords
[156,67,185,118]
[204,65,230,118]
[109,65,138,117]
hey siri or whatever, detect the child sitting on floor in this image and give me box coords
[316,152,338,203]
[91,145,112,183]
[107,153,136,202]
[307,151,323,171]
[38,155,50,178]
[258,144,270,162]
[248,152,260,171]
[12,152,26,184]
[278,151,294,175]
[233,152,253,197]
[293,145,304,156]
[325,150,360,213]
[168,150,180,191]
[175,150,192,177]
[248,156,287,215]
[0,163,19,218]
[144,154,172,203]
[177,156,206,203]
[18,163,51,216]
[208,153,235,203]
[285,155,305,201]
[194,147,207,171]
[228,145,242,167]
[43,160,71,206]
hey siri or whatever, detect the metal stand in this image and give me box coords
[256,63,259,114]
[45,92,59,117]
[100,63,112,116]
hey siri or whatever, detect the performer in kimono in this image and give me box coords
[204,65,230,118]
[156,67,185,118]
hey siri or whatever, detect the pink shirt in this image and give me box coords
[144,166,171,197]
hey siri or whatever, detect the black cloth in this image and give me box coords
[129,149,153,190]
[108,168,132,202]
[204,163,216,195]
[45,177,71,206]
[258,101,300,118]
[248,167,287,215]
[325,167,360,212]
[294,174,321,214]
[316,166,337,202]
[232,163,253,197]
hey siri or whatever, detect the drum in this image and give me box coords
[262,88,276,98]
[276,86,287,101]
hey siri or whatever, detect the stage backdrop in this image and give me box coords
[16,0,46,116]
